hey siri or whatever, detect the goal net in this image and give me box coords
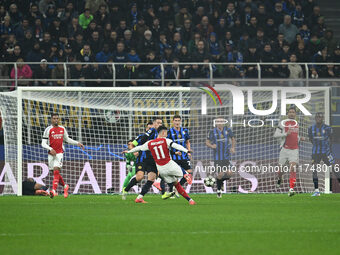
[0,86,330,196]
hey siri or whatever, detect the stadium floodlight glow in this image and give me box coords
[201,84,312,116]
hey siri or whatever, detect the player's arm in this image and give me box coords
[206,130,216,149]
[125,141,150,153]
[166,138,190,154]
[41,127,56,155]
[135,129,154,145]
[185,128,191,151]
[308,126,313,143]
[228,128,236,154]
[63,128,84,149]
[273,126,287,138]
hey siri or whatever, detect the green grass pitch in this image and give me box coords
[1,194,340,255]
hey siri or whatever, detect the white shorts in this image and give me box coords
[279,148,299,165]
[48,153,63,170]
[157,160,183,184]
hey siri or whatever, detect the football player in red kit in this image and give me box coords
[41,113,84,198]
[123,126,196,205]
[274,107,305,196]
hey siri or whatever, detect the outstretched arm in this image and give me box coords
[64,128,84,149]
[124,142,149,154]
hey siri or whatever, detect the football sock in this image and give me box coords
[140,180,153,196]
[59,174,65,186]
[179,177,187,185]
[175,182,191,201]
[125,176,137,192]
[313,171,318,189]
[136,194,143,199]
[168,183,174,192]
[289,172,296,189]
[217,179,223,190]
[52,170,60,190]
[160,179,166,195]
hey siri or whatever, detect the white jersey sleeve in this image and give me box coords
[273,121,287,147]
[62,127,79,145]
[166,138,188,153]
[41,126,52,151]
[128,141,150,153]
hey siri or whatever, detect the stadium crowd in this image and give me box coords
[0,0,340,87]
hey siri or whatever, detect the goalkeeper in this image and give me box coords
[122,140,138,193]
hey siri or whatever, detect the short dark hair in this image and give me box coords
[152,117,162,122]
[146,121,153,126]
[157,126,168,133]
[173,115,181,120]
[288,106,296,113]
[127,139,133,144]
[51,113,59,118]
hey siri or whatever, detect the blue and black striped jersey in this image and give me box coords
[134,127,158,163]
[167,127,190,160]
[308,124,332,155]
[207,127,234,161]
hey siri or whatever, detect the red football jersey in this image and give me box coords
[147,138,171,166]
[284,120,299,150]
[43,125,66,153]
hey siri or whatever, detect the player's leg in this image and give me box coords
[277,148,287,187]
[161,161,195,204]
[216,160,232,198]
[178,160,192,185]
[123,166,136,189]
[135,159,157,203]
[34,183,49,196]
[124,163,144,192]
[288,149,299,196]
[311,154,321,196]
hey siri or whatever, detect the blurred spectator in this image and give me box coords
[15,18,31,41]
[279,15,299,44]
[196,16,214,39]
[321,30,337,54]
[295,42,310,62]
[291,2,305,28]
[150,17,161,41]
[123,30,135,52]
[192,40,209,62]
[172,32,183,55]
[263,18,277,43]
[33,17,44,41]
[243,43,260,78]
[89,30,103,55]
[96,43,112,62]
[116,63,138,87]
[116,19,128,39]
[33,59,52,86]
[79,8,93,29]
[223,2,237,28]
[51,63,65,85]
[0,15,13,40]
[175,5,192,28]
[77,44,95,63]
[83,63,106,87]
[94,4,109,28]
[188,32,202,54]
[214,17,227,41]
[159,2,174,29]
[178,45,192,63]
[40,32,52,55]
[69,63,85,86]
[246,16,258,38]
[8,3,22,28]
[288,54,303,79]
[273,2,285,26]
[10,58,33,89]
[5,44,22,62]
[67,17,82,40]
[192,6,205,27]
[85,0,107,16]
[20,30,35,57]
[64,43,76,62]
[127,48,141,63]
[162,45,175,63]
[307,34,324,56]
[26,42,44,68]
[71,32,85,56]
[138,30,157,60]
[135,16,149,38]
[164,59,181,86]
[276,59,290,78]
[261,43,277,78]
[208,32,222,62]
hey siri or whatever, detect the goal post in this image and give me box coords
[0,86,331,196]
